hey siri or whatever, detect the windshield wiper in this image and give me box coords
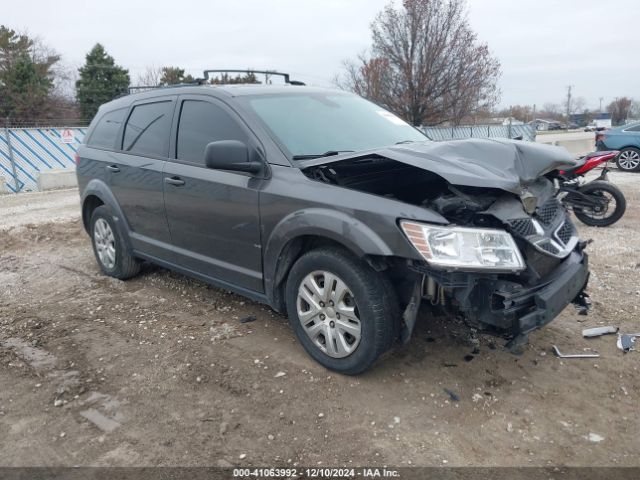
[292,150,355,160]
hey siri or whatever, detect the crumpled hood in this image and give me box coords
[298,138,577,195]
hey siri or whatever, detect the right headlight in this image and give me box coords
[400,221,525,272]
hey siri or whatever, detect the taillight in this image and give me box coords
[74,152,80,165]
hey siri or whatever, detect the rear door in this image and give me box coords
[163,95,263,292]
[108,97,176,259]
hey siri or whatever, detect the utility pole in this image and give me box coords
[566,85,573,122]
[599,97,604,112]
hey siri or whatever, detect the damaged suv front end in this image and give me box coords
[297,138,590,347]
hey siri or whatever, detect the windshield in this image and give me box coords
[243,92,428,158]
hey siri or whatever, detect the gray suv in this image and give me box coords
[77,74,590,374]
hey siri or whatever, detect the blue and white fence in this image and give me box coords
[422,124,537,142]
[0,127,86,193]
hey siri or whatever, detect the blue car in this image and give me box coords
[596,122,640,171]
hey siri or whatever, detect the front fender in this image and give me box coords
[263,208,395,306]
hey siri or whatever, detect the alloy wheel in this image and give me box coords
[618,150,640,170]
[296,270,362,358]
[93,218,116,270]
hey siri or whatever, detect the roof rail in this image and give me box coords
[202,69,305,86]
[127,81,205,95]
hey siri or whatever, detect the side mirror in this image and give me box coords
[204,140,263,175]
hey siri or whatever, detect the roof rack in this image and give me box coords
[127,81,205,94]
[202,69,305,86]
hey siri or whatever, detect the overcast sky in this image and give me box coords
[6,0,638,109]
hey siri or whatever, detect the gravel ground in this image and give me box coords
[0,172,639,467]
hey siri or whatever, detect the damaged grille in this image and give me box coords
[506,198,578,260]
[537,240,560,256]
[535,198,562,225]
[508,218,536,237]
[556,220,574,245]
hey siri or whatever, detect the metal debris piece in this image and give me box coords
[443,388,460,402]
[582,326,619,338]
[552,345,600,359]
[617,334,638,352]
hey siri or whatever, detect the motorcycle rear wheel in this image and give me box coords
[573,180,626,227]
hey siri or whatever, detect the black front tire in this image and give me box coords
[89,205,141,279]
[285,247,399,375]
[573,181,626,227]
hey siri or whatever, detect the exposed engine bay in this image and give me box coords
[300,141,590,347]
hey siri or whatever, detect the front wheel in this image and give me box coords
[573,180,627,227]
[285,247,399,375]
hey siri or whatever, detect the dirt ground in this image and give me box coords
[1,171,639,467]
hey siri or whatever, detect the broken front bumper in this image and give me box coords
[505,251,589,335]
[410,249,589,339]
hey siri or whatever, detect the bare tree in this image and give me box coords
[630,100,640,120]
[337,0,501,125]
[563,94,586,116]
[608,97,633,125]
[136,66,163,87]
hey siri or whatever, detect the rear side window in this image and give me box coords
[87,108,127,149]
[122,101,173,157]
[176,100,248,164]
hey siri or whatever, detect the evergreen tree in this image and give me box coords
[76,43,129,119]
[0,25,58,122]
[160,66,194,85]
[209,72,259,85]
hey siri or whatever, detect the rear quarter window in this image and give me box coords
[87,108,127,149]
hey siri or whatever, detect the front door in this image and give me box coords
[163,96,263,293]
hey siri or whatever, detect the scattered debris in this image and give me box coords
[585,433,605,443]
[274,371,286,378]
[238,453,247,460]
[443,388,460,402]
[239,315,257,324]
[463,355,474,362]
[552,345,600,359]
[582,326,619,338]
[80,409,121,433]
[318,413,325,418]
[617,334,639,352]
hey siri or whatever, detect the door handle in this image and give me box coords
[164,176,185,186]
[106,165,120,172]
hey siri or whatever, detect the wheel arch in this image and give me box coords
[81,179,133,251]
[263,209,396,312]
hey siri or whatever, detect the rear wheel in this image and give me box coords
[90,205,141,279]
[285,247,399,375]
[573,180,626,227]
[616,147,640,171]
